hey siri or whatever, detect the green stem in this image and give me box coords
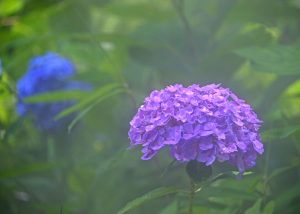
[188,178,195,214]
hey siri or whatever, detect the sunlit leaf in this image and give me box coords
[0,0,24,16]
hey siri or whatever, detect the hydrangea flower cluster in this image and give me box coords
[16,52,90,132]
[128,84,263,173]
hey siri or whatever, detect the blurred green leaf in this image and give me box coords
[0,73,15,126]
[290,0,300,8]
[279,125,300,139]
[263,201,275,214]
[49,1,91,33]
[55,83,123,119]
[267,159,300,183]
[0,163,58,180]
[67,88,123,132]
[235,45,300,75]
[275,182,300,211]
[68,172,82,194]
[226,0,300,23]
[190,206,211,213]
[159,201,177,214]
[24,90,89,103]
[245,199,262,214]
[103,2,174,21]
[197,186,257,201]
[0,0,24,16]
[116,187,179,214]
[262,125,300,142]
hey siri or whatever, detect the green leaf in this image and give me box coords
[116,187,179,214]
[261,125,300,142]
[159,201,177,214]
[232,171,253,176]
[197,186,257,201]
[279,125,300,139]
[67,88,123,132]
[55,83,123,119]
[103,2,175,21]
[0,0,24,16]
[0,163,58,180]
[267,159,300,184]
[275,182,300,210]
[235,45,300,75]
[24,90,88,103]
[263,201,275,214]
[245,199,262,214]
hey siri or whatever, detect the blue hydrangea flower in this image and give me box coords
[16,52,90,132]
[128,84,263,173]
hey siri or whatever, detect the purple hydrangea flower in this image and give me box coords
[16,52,91,132]
[128,84,263,173]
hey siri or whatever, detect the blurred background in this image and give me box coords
[1,0,300,213]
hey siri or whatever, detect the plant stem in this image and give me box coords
[188,178,195,214]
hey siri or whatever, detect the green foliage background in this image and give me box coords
[1,0,300,213]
